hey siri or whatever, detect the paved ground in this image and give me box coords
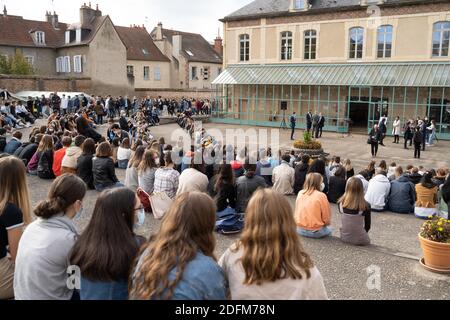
[18,120,450,300]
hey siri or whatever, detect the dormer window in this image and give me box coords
[292,0,308,11]
[186,50,194,57]
[35,31,45,45]
[142,48,149,55]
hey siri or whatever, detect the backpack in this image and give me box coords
[215,213,244,235]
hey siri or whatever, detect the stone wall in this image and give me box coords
[0,74,92,93]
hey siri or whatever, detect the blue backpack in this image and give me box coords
[215,213,244,235]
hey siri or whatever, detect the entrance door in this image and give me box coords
[368,98,389,131]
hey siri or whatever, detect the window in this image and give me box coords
[144,66,150,80]
[186,50,194,57]
[239,34,250,62]
[281,31,293,60]
[203,67,209,80]
[56,56,70,73]
[64,56,71,73]
[142,48,149,55]
[73,55,82,73]
[304,30,317,60]
[127,65,134,76]
[191,66,198,80]
[432,22,450,57]
[35,31,45,45]
[24,56,34,66]
[349,27,364,59]
[294,0,305,10]
[377,25,393,58]
[154,67,161,81]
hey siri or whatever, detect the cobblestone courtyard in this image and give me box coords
[23,121,450,300]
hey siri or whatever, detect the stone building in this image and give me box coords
[213,0,450,140]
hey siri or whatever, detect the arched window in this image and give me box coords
[239,34,250,62]
[281,31,293,60]
[349,27,364,59]
[377,25,393,58]
[304,30,317,60]
[432,22,450,57]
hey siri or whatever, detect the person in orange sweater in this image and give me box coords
[52,137,72,177]
[295,173,332,238]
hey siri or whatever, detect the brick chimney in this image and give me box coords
[214,36,223,56]
[51,11,59,29]
[155,22,163,41]
[80,3,102,26]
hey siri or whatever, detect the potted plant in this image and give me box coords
[419,217,450,272]
[291,132,324,157]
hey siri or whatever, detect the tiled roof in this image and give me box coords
[0,15,67,48]
[116,26,170,62]
[159,28,222,65]
[59,15,109,47]
[223,0,450,21]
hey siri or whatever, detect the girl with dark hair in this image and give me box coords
[14,174,87,300]
[177,153,208,195]
[208,163,237,217]
[366,161,376,180]
[76,138,96,190]
[307,159,328,194]
[93,142,123,192]
[76,115,101,143]
[129,192,227,300]
[71,188,145,300]
[415,172,439,219]
[327,166,347,204]
[37,134,55,180]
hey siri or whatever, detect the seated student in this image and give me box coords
[76,138,96,190]
[255,149,273,187]
[294,155,310,194]
[408,167,422,185]
[18,134,43,166]
[366,161,376,180]
[272,154,295,195]
[0,128,7,153]
[387,167,416,214]
[117,138,132,169]
[137,149,159,195]
[70,188,145,300]
[329,156,341,176]
[0,157,31,300]
[230,160,244,179]
[295,173,332,239]
[307,159,329,194]
[154,153,180,199]
[61,135,85,175]
[93,142,123,192]
[441,174,450,218]
[338,178,371,246]
[52,137,72,177]
[208,164,237,217]
[177,153,209,195]
[129,192,227,300]
[4,131,22,155]
[236,159,267,214]
[387,162,397,180]
[37,135,55,180]
[14,175,86,300]
[343,159,354,181]
[327,166,347,204]
[364,169,391,212]
[111,137,120,167]
[415,172,439,219]
[378,160,387,174]
[433,168,448,188]
[124,146,146,192]
[219,189,328,300]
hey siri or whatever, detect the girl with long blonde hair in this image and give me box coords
[219,189,327,300]
[0,156,32,299]
[129,192,227,300]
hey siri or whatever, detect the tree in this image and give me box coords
[0,51,34,75]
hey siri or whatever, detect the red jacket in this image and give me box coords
[53,147,67,177]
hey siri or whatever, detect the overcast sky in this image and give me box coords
[1,0,253,41]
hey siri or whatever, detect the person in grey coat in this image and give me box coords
[14,175,86,300]
[387,174,416,214]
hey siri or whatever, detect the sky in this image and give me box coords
[0,0,254,41]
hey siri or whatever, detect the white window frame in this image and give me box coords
[56,57,63,73]
[349,27,364,59]
[239,34,250,62]
[73,55,82,73]
[294,0,305,10]
[281,31,293,61]
[432,21,450,58]
[143,66,150,80]
[35,31,45,45]
[154,67,161,81]
[191,66,198,80]
[64,56,71,73]
[304,29,317,60]
[127,65,134,76]
[377,25,393,59]
[24,55,34,66]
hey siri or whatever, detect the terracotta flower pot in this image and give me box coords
[419,234,450,271]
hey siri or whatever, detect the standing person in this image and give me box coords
[413,126,423,159]
[138,149,159,195]
[70,188,145,300]
[421,117,428,151]
[318,112,325,138]
[414,172,439,219]
[378,118,387,146]
[236,159,267,214]
[219,189,328,300]
[60,94,68,115]
[368,124,381,158]
[93,142,123,192]
[129,192,228,300]
[337,178,371,246]
[272,154,295,195]
[295,173,332,239]
[76,138,96,190]
[312,111,320,139]
[14,175,87,300]
[290,112,297,140]
[427,119,437,147]
[403,120,413,149]
[0,157,31,300]
[208,164,237,217]
[392,116,401,144]
[306,111,313,135]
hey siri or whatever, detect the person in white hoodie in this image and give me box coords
[365,169,391,212]
[61,135,85,175]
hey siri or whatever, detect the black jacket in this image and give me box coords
[327,176,347,203]
[442,177,450,204]
[294,163,309,194]
[208,176,237,212]
[77,153,95,189]
[37,150,55,179]
[408,173,422,185]
[93,157,119,187]
[369,129,382,143]
[0,136,6,153]
[18,143,38,165]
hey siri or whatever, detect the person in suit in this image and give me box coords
[318,113,325,138]
[306,111,313,135]
[290,112,297,140]
[421,117,428,151]
[312,112,320,139]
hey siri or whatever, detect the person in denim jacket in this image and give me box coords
[129,192,228,300]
